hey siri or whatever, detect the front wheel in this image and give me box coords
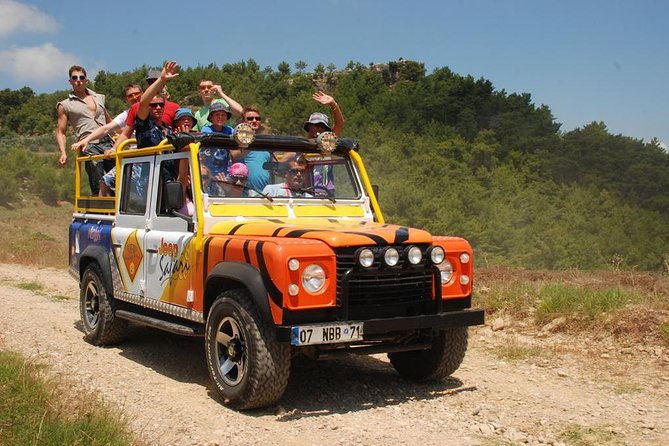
[389,327,468,381]
[80,264,127,345]
[205,289,290,409]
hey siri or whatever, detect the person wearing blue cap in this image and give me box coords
[173,107,196,133]
[199,101,234,193]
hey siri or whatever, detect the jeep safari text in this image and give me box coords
[69,128,484,409]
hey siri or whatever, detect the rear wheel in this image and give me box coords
[389,327,468,381]
[205,289,290,409]
[80,264,127,345]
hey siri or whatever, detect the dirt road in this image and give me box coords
[0,263,667,445]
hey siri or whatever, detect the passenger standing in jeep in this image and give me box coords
[134,61,179,148]
[56,65,113,194]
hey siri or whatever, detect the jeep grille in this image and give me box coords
[335,245,436,320]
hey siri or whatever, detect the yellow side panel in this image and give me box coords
[293,205,365,217]
[209,204,289,217]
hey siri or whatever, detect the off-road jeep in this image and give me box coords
[69,128,484,409]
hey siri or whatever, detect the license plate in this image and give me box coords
[291,322,363,346]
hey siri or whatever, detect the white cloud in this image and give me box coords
[0,43,78,84]
[0,0,59,37]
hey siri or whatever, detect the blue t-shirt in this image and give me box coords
[244,151,272,192]
[200,124,233,135]
[199,124,234,178]
[135,116,170,148]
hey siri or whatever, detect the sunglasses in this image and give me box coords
[229,175,248,183]
[149,102,165,108]
[70,75,86,81]
[126,92,141,100]
[245,116,261,122]
[288,168,306,175]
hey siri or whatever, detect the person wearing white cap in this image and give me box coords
[303,91,345,138]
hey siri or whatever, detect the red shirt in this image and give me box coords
[125,100,179,127]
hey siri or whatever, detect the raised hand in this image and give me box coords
[161,60,179,81]
[312,91,335,107]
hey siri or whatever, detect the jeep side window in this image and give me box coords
[199,147,230,196]
[156,159,183,216]
[119,161,150,215]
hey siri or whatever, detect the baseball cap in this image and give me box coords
[209,101,231,119]
[303,112,331,132]
[174,107,195,123]
[146,69,161,83]
[228,162,249,177]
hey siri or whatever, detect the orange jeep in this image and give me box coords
[69,127,484,409]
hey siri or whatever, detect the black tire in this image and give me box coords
[205,289,290,410]
[388,327,468,381]
[80,263,127,346]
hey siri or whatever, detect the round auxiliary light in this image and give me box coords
[302,264,326,294]
[439,260,454,284]
[459,253,470,264]
[233,123,255,147]
[406,246,422,265]
[357,248,375,268]
[288,259,300,271]
[288,284,299,296]
[316,131,338,154]
[459,275,470,285]
[383,247,399,266]
[430,246,445,265]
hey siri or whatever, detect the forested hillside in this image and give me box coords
[0,59,667,271]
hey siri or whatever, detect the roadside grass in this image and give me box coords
[17,281,43,291]
[475,267,669,344]
[535,284,640,323]
[611,381,644,395]
[559,423,621,446]
[0,196,72,268]
[492,336,546,361]
[0,350,141,446]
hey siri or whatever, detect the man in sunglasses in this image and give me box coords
[99,62,179,196]
[71,83,143,153]
[230,107,275,193]
[262,154,313,198]
[56,65,113,194]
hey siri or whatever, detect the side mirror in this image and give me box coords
[164,181,184,211]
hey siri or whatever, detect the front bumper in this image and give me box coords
[276,307,485,343]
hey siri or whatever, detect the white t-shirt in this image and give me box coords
[112,109,129,129]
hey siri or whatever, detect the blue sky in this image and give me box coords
[1,0,667,146]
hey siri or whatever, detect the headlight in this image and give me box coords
[430,246,445,264]
[233,123,255,147]
[288,258,300,271]
[459,253,470,264]
[316,131,338,154]
[406,246,422,265]
[357,248,374,268]
[302,264,326,293]
[383,247,399,266]
[438,260,454,284]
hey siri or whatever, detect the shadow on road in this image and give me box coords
[79,322,476,416]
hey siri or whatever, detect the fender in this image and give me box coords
[205,261,272,324]
[79,245,114,297]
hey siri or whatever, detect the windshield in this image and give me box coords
[198,148,361,200]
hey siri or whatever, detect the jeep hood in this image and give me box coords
[208,219,433,247]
